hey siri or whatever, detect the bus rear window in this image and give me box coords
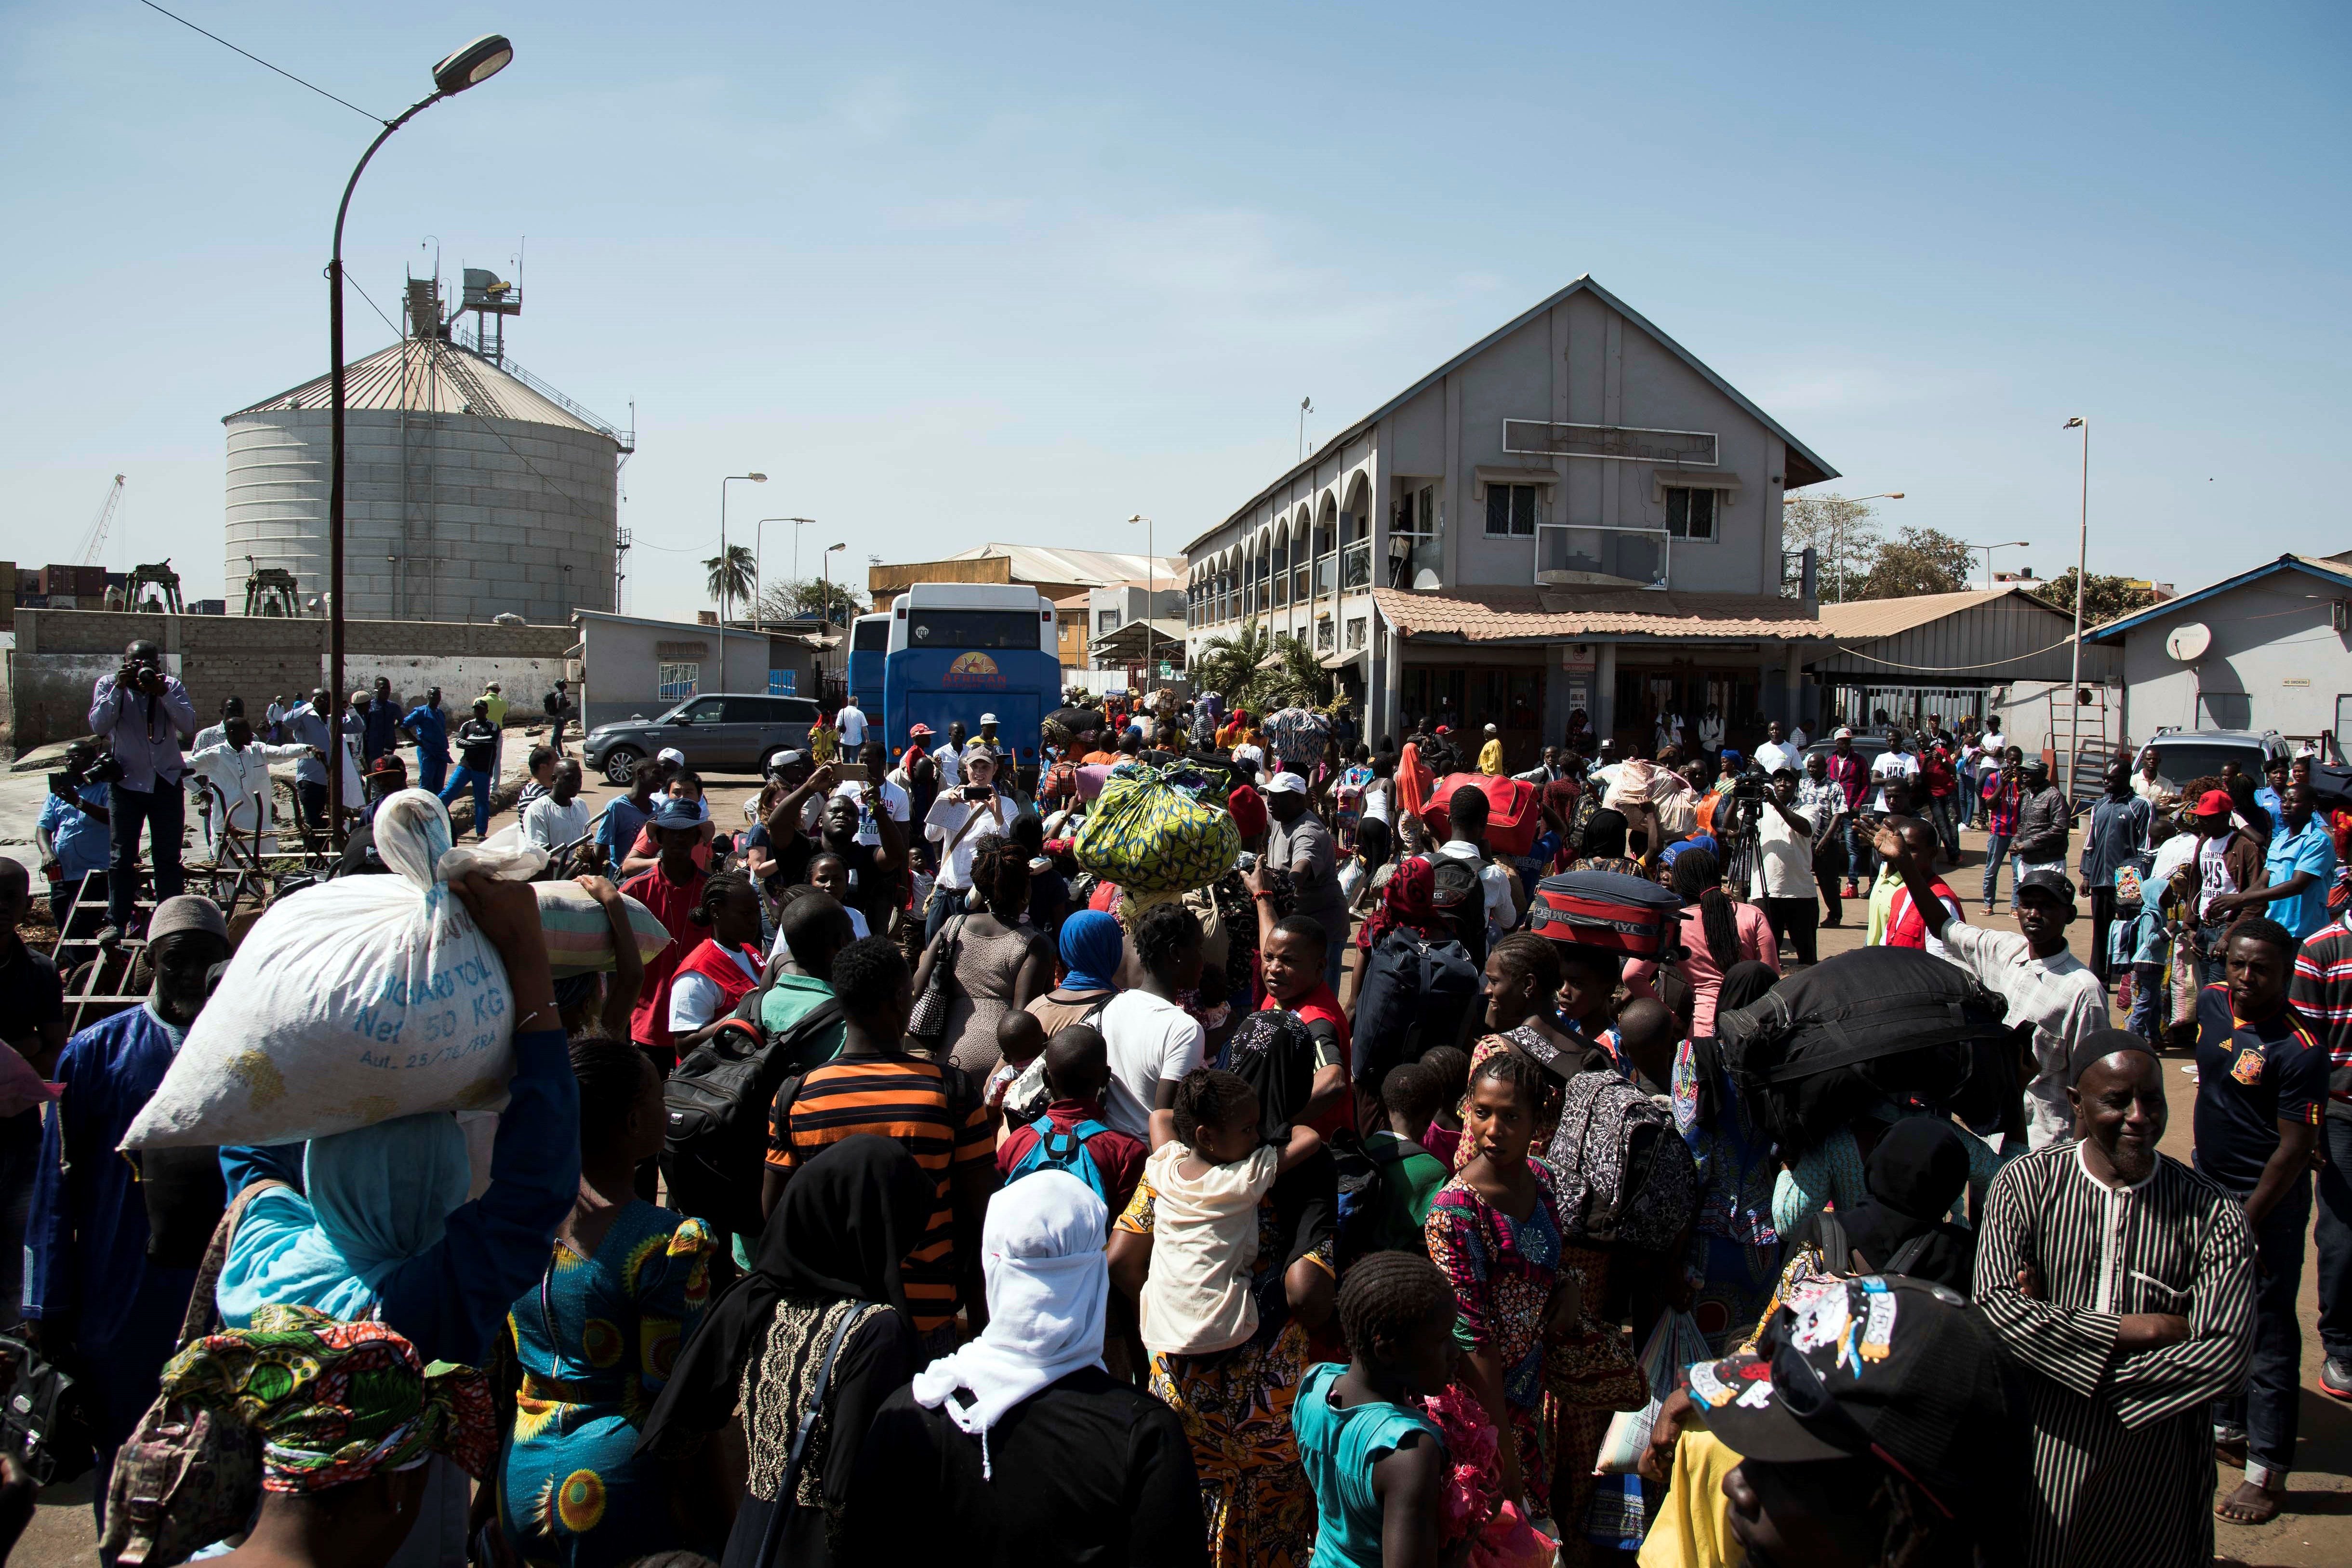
[852,619,890,652]
[906,610,1042,650]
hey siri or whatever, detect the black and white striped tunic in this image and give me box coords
[1974,1142,2253,1568]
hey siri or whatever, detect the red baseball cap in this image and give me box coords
[2195,789,2232,816]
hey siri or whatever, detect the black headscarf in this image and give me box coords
[1838,1117,1977,1294]
[638,1134,932,1456]
[1222,1008,1319,1142]
[1685,960,1780,1134]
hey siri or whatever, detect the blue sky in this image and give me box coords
[3,1,2346,620]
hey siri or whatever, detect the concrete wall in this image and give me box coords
[225,407,618,627]
[8,607,571,751]
[2113,571,2352,744]
[573,611,811,730]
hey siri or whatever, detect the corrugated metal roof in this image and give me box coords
[226,337,620,442]
[1813,585,2042,640]
[1371,585,1821,642]
[2084,553,2352,643]
[944,544,1187,585]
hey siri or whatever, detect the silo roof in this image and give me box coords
[225,336,623,445]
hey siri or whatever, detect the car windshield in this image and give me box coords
[2147,743,2264,791]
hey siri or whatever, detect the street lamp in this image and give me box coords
[753,517,814,627]
[1827,492,1904,603]
[327,32,512,848]
[717,473,766,624]
[1965,540,2032,592]
[821,542,846,692]
[2062,416,2090,799]
[1129,514,1155,687]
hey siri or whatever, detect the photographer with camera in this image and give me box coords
[37,741,113,933]
[1747,764,1821,965]
[85,639,195,938]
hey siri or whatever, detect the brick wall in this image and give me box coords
[7,608,574,751]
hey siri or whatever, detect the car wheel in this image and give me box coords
[602,746,643,785]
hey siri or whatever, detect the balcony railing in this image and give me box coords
[1342,540,1371,590]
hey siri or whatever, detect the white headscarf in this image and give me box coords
[909,1169,1107,1477]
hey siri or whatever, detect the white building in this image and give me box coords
[1181,276,1839,765]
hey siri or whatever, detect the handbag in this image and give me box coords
[99,1182,280,1568]
[905,916,963,1045]
[747,1302,871,1568]
[0,1334,94,1486]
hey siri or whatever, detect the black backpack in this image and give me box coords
[1714,947,2013,1156]
[1351,929,1480,1088]
[662,997,845,1238]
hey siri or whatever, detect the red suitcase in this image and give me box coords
[1419,772,1542,857]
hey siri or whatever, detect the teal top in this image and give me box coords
[1292,1361,1444,1568]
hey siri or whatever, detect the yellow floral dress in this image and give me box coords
[498,1203,717,1568]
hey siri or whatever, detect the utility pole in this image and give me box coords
[2062,417,2090,801]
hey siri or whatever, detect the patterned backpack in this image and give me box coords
[1544,1072,1696,1252]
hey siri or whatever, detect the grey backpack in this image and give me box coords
[1545,1072,1696,1253]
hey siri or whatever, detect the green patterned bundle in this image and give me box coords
[1074,763,1240,894]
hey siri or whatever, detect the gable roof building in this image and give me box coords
[1181,276,1838,760]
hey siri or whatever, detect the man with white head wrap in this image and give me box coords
[842,1169,1207,1563]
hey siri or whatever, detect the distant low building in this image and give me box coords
[868,543,1185,607]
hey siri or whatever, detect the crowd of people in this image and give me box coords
[7,656,2352,1568]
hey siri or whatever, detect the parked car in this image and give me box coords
[2134,729,2293,796]
[582,693,824,784]
[1800,734,1893,771]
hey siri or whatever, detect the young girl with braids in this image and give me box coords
[910,832,1054,1080]
[1624,846,1778,1036]
[663,870,768,1053]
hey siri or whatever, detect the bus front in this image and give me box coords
[848,612,890,734]
[883,585,1060,763]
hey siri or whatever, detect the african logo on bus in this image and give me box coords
[943,651,1007,688]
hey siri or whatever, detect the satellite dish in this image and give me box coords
[2166,623,2212,662]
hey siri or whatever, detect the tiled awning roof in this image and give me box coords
[1371,586,1824,643]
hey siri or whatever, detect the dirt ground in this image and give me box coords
[11,775,2350,1564]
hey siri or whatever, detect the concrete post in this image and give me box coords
[1595,642,1618,748]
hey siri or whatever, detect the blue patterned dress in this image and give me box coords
[498,1202,718,1568]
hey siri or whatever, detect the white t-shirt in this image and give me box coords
[1869,750,1920,810]
[1137,1141,1282,1355]
[834,778,910,846]
[924,790,1010,890]
[1788,726,1808,748]
[1750,799,1816,899]
[521,794,593,852]
[1098,989,1206,1140]
[933,742,963,786]
[836,705,868,747]
[1697,715,1725,750]
[1361,776,1394,825]
[1753,740,1802,778]
[666,945,763,1034]
[2198,835,2237,918]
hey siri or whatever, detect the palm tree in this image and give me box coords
[1192,619,1272,703]
[703,544,757,623]
[1248,632,1333,713]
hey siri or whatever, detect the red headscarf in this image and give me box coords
[1358,855,1453,950]
[1397,742,1433,822]
[1226,783,1268,843]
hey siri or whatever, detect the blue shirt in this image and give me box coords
[1291,1361,1442,1568]
[2192,984,2328,1192]
[361,700,399,759]
[27,1002,198,1343]
[37,784,110,879]
[597,794,653,867]
[401,703,448,760]
[2263,817,2339,940]
[2255,785,2286,838]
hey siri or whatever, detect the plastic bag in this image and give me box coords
[1593,1308,1709,1475]
[124,790,544,1151]
[1074,762,1239,895]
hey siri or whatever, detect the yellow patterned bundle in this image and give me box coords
[1075,763,1240,894]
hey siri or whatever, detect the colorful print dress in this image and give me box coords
[498,1202,718,1568]
[1422,1158,1566,1514]
[1117,1170,1336,1568]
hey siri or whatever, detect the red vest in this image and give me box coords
[1888,882,1963,950]
[675,938,765,1014]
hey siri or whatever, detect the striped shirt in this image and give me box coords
[767,1053,992,1335]
[1982,772,2023,837]
[1974,1143,2254,1568]
[2289,911,2352,1121]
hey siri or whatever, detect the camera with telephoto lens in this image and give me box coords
[1728,772,1767,800]
[84,752,126,786]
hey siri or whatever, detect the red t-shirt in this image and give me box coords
[997,1099,1149,1216]
[1887,881,1965,950]
[621,862,710,1057]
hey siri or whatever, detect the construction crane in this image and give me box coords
[79,475,125,566]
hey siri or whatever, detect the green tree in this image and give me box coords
[1781,492,1885,602]
[1192,619,1273,703]
[757,576,866,627]
[1246,633,1333,713]
[1856,527,1974,599]
[703,544,757,622]
[2034,568,2160,629]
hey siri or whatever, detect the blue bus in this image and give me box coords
[884,584,1059,762]
[848,611,890,732]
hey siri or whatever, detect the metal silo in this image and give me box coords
[223,276,628,624]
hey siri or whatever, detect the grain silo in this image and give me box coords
[223,273,628,625]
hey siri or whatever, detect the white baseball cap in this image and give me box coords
[1262,771,1308,796]
[658,747,688,766]
[1833,727,1853,740]
[1484,722,1498,733]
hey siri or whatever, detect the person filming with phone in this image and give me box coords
[921,742,1013,942]
[86,638,195,941]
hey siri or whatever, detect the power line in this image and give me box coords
[344,274,402,339]
[136,0,386,123]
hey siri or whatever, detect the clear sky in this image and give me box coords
[3,1,2346,621]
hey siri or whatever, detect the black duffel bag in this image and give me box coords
[1714,946,2014,1155]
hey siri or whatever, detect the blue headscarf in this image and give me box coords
[1057,910,1124,994]
[217,1112,473,1327]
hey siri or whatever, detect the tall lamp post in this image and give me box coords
[2062,416,2090,799]
[1964,539,2032,591]
[717,473,766,624]
[1128,514,1155,688]
[821,542,845,696]
[753,516,814,626]
[1827,492,1903,602]
[328,32,513,848]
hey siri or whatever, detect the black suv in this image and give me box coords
[582,693,824,783]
